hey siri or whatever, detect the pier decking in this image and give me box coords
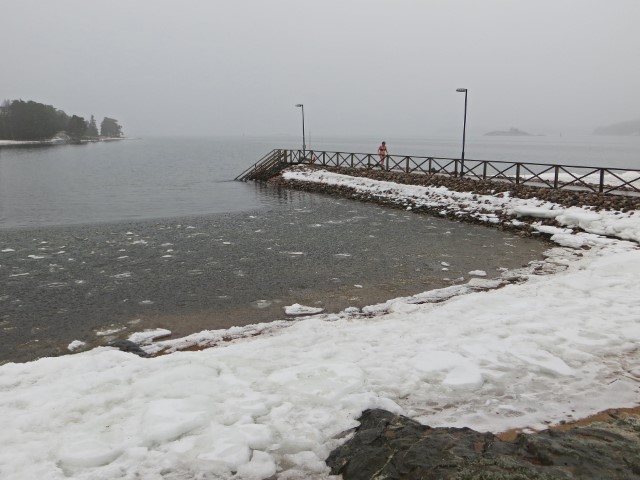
[236,149,640,195]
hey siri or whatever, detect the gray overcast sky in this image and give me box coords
[2,0,639,137]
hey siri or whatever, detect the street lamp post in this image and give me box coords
[456,88,467,177]
[295,104,306,158]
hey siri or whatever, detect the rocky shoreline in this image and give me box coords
[270,165,640,238]
[327,408,640,479]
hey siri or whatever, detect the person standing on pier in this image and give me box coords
[378,141,388,168]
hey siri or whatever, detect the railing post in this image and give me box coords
[554,166,559,189]
[460,159,465,178]
[351,153,354,168]
[405,157,410,173]
[367,154,371,169]
[454,160,459,177]
[429,157,432,174]
[516,163,521,184]
[482,161,487,180]
[384,155,389,171]
[599,169,605,193]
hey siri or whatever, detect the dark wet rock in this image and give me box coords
[107,340,150,358]
[326,409,640,479]
[271,165,640,212]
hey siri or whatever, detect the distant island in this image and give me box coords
[0,99,124,144]
[594,118,640,136]
[484,128,533,137]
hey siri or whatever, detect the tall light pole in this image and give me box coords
[295,103,306,157]
[456,88,468,162]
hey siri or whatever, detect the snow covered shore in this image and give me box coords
[1,166,639,479]
[0,139,65,146]
[0,136,126,146]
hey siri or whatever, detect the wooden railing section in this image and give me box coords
[235,150,290,181]
[237,149,640,195]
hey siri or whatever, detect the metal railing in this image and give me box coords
[235,149,289,181]
[238,149,640,195]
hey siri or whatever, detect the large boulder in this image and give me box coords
[326,409,640,479]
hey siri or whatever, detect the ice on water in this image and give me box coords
[284,303,324,315]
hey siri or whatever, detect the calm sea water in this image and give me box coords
[0,135,636,363]
[1,135,638,228]
[0,137,283,228]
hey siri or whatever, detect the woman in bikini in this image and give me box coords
[378,141,388,167]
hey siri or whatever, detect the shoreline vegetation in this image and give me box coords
[0,98,124,144]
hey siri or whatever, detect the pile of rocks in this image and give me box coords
[270,166,639,237]
[274,165,640,212]
[327,409,640,479]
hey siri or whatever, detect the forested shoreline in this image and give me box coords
[0,99,124,142]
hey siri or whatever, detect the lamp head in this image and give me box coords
[456,88,467,93]
[295,104,303,107]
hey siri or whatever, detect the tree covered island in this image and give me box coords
[0,99,124,143]
[484,127,533,136]
[594,118,640,136]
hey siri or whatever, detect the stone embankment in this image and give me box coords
[270,165,640,236]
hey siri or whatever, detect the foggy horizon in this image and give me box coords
[2,0,639,138]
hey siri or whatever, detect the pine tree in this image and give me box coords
[100,117,123,138]
[67,115,87,140]
[86,115,99,137]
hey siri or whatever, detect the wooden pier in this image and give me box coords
[236,149,640,195]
